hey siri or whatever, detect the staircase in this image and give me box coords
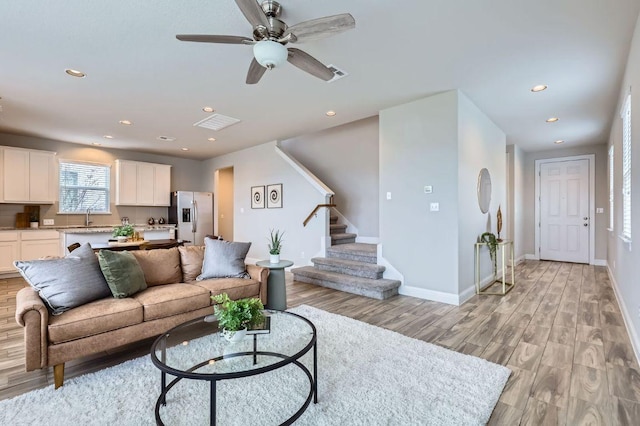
[292,215,401,300]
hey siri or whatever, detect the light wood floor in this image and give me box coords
[0,260,639,425]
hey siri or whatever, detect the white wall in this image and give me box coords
[280,117,379,238]
[201,141,327,265]
[457,94,507,296]
[0,132,204,227]
[608,13,640,360]
[507,144,526,261]
[380,90,506,304]
[521,145,608,261]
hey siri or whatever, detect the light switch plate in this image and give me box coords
[430,202,439,212]
[43,219,54,226]
[386,192,392,200]
[596,207,604,214]
[424,186,433,194]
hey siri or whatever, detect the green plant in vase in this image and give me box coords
[212,293,264,341]
[480,232,498,276]
[112,224,135,240]
[268,229,284,263]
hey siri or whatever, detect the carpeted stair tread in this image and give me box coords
[330,215,338,224]
[292,266,400,300]
[331,232,357,245]
[330,224,347,234]
[327,243,377,263]
[311,257,385,279]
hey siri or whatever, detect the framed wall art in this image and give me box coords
[251,186,265,209]
[267,184,283,208]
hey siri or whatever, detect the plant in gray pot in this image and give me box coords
[212,293,264,342]
[268,229,284,263]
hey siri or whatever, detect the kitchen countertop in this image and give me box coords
[0,224,177,233]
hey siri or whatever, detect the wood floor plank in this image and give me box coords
[566,397,611,426]
[498,365,536,410]
[530,364,572,408]
[521,397,567,425]
[607,364,640,403]
[570,364,610,406]
[611,396,640,426]
[574,341,606,371]
[576,324,604,346]
[508,341,545,372]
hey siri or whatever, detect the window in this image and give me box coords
[622,94,632,241]
[59,160,110,213]
[609,145,614,231]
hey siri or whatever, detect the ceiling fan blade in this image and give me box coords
[176,34,253,44]
[235,0,269,28]
[284,13,355,43]
[287,48,334,81]
[246,58,266,84]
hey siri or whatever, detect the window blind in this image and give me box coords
[59,161,110,213]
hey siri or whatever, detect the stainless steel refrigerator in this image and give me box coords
[168,191,213,246]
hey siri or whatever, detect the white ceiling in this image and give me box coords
[1,0,638,160]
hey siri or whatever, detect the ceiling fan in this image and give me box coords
[176,0,355,84]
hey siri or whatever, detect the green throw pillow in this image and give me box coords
[97,250,147,298]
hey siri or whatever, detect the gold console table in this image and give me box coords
[474,239,515,295]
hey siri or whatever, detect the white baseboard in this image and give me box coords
[508,255,525,266]
[458,285,477,304]
[525,254,538,260]
[607,265,640,369]
[593,259,607,266]
[398,284,460,306]
[356,236,379,244]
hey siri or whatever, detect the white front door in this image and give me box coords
[539,159,590,263]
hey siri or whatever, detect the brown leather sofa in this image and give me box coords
[15,246,268,389]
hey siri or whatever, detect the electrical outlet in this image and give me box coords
[430,202,440,212]
[43,219,54,226]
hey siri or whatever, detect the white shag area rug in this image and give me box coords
[0,305,510,425]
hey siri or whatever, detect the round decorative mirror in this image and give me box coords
[477,168,492,214]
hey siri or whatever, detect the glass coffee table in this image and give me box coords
[150,310,317,426]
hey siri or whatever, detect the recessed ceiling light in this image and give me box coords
[119,120,132,125]
[207,137,216,142]
[181,148,189,151]
[326,110,336,117]
[65,69,86,78]
[554,140,565,144]
[546,117,559,123]
[531,84,548,92]
[202,107,215,113]
[92,142,102,146]
[103,135,114,139]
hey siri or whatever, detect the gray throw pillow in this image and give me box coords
[197,238,251,280]
[14,243,112,315]
[97,250,147,298]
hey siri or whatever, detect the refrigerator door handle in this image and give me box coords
[192,200,198,233]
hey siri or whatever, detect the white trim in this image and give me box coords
[356,236,380,244]
[525,253,538,260]
[534,155,596,265]
[274,145,334,197]
[398,284,460,305]
[607,264,640,369]
[377,247,404,283]
[508,255,525,267]
[593,259,607,267]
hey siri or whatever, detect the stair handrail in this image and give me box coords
[303,201,336,227]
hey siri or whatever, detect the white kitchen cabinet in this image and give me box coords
[2,147,56,203]
[115,160,171,206]
[20,230,61,260]
[0,232,19,273]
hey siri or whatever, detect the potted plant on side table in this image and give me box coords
[268,229,284,263]
[112,224,135,242]
[212,293,264,342]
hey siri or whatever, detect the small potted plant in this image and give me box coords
[480,232,498,276]
[212,293,264,342]
[29,213,39,229]
[112,224,135,242]
[268,229,284,263]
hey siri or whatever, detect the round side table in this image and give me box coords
[256,259,293,310]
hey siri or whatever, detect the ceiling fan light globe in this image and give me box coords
[253,40,288,69]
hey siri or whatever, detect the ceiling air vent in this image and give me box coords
[326,65,348,83]
[193,113,241,131]
[157,136,176,142]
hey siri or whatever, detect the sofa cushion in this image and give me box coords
[14,243,111,315]
[131,284,211,321]
[97,250,147,298]
[195,278,261,301]
[130,248,182,286]
[197,238,251,280]
[178,245,205,282]
[48,297,143,344]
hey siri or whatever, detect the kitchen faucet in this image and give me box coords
[85,208,92,227]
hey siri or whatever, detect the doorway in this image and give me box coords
[535,155,594,264]
[216,167,234,241]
